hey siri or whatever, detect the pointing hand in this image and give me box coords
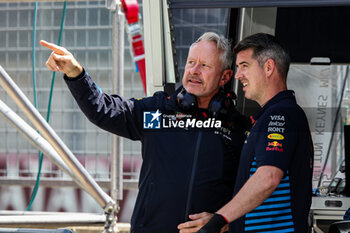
[40,40,83,78]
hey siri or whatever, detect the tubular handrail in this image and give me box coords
[0,65,113,209]
[0,99,85,189]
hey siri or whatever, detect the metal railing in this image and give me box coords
[0,65,119,232]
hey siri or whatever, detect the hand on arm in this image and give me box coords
[178,212,214,233]
[40,40,83,78]
[178,212,228,233]
[189,165,283,233]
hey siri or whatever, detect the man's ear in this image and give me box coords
[264,59,275,77]
[219,69,233,86]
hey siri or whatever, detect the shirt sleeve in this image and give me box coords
[64,69,161,141]
[254,108,297,173]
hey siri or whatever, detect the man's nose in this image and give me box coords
[234,69,241,80]
[190,63,200,75]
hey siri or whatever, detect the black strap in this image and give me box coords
[196,213,228,233]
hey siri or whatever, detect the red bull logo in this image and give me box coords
[268,141,282,147]
[266,141,283,152]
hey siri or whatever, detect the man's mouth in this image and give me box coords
[242,82,248,87]
[189,78,202,84]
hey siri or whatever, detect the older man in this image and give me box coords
[41,32,248,233]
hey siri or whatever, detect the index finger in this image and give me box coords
[40,40,67,55]
[177,220,196,229]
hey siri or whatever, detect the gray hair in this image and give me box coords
[190,32,233,71]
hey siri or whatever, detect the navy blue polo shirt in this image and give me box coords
[229,90,313,233]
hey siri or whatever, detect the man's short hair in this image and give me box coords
[190,32,233,71]
[233,33,291,79]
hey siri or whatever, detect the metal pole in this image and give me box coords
[0,66,113,209]
[110,1,124,203]
[0,99,84,189]
[0,212,106,227]
[234,7,246,96]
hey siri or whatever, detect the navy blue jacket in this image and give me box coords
[64,70,248,233]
